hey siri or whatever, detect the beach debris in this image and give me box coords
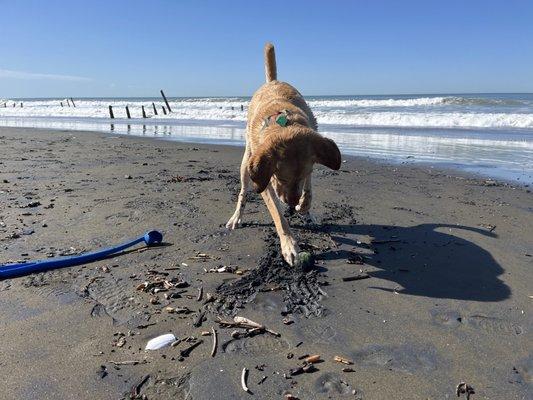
[130,374,150,398]
[179,339,204,358]
[211,326,217,357]
[193,310,206,327]
[342,367,355,372]
[234,316,263,329]
[285,394,299,400]
[147,269,169,276]
[456,382,475,399]
[479,223,496,232]
[136,276,189,294]
[96,365,107,379]
[282,316,294,325]
[241,367,250,393]
[342,273,370,282]
[206,265,242,274]
[109,360,146,366]
[216,316,281,337]
[165,306,192,314]
[289,363,317,376]
[113,334,126,348]
[189,252,215,260]
[20,201,41,208]
[136,323,156,329]
[197,286,203,301]
[163,292,182,300]
[145,333,176,350]
[333,355,354,365]
[203,292,216,304]
[304,354,321,364]
[258,375,267,385]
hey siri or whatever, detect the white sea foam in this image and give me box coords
[309,96,450,108]
[1,96,532,129]
[313,111,533,129]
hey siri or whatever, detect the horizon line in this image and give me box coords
[4,91,533,100]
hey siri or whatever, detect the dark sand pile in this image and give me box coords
[0,127,531,399]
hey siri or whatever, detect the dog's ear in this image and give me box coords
[313,135,341,170]
[248,147,276,193]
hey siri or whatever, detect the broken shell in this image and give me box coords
[304,354,321,364]
[333,355,353,365]
[145,333,176,350]
[234,316,263,329]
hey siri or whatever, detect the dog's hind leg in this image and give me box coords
[226,143,251,229]
[261,184,300,266]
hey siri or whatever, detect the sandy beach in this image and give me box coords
[0,126,531,399]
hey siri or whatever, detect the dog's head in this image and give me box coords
[248,127,341,207]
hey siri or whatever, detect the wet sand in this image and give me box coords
[0,127,531,399]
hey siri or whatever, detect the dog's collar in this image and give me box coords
[261,109,292,130]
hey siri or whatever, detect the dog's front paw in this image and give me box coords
[280,234,300,266]
[225,212,242,230]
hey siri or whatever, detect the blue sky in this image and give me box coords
[1,0,532,98]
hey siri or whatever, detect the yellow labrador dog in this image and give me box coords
[226,43,341,266]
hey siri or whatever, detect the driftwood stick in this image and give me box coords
[179,339,203,358]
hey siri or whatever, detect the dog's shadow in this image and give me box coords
[313,222,510,302]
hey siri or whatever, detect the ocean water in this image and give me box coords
[1,93,532,184]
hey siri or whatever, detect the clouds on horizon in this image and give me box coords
[0,68,92,82]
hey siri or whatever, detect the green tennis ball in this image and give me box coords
[297,251,313,270]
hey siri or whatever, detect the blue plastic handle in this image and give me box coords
[0,230,163,279]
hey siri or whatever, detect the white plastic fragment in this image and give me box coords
[145,333,176,350]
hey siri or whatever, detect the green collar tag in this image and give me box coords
[275,113,288,127]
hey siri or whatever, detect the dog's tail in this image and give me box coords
[264,43,277,82]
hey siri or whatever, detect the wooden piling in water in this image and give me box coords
[67,99,71,107]
[152,102,158,115]
[160,89,172,112]
[241,104,244,111]
[20,102,23,107]
[126,106,131,119]
[70,98,76,107]
[162,106,167,115]
[108,105,115,119]
[142,105,147,118]
[60,102,64,107]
